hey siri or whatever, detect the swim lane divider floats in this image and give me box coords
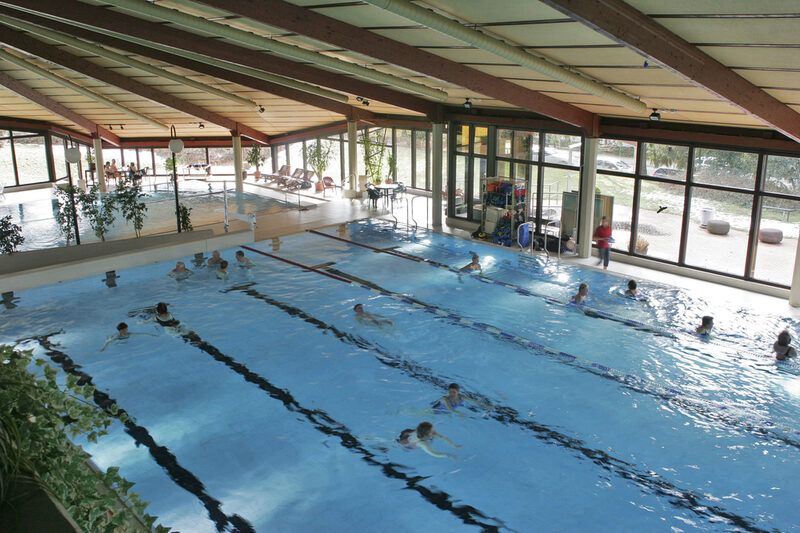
[220,281,774,532]
[306,230,676,338]
[130,303,506,532]
[243,244,800,448]
[17,332,256,533]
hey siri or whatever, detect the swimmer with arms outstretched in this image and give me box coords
[774,330,797,361]
[432,383,485,416]
[398,421,460,459]
[168,261,193,280]
[100,322,154,351]
[353,303,394,331]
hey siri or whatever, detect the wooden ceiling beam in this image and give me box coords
[0,9,371,118]
[541,0,800,144]
[0,0,438,117]
[195,0,595,131]
[0,69,119,144]
[0,26,270,144]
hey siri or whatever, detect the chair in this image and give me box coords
[365,183,381,209]
[389,183,406,207]
[263,164,290,184]
[322,176,341,197]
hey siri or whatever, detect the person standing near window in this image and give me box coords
[593,216,612,270]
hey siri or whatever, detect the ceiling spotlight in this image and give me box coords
[356,96,370,106]
[198,122,205,129]
[464,98,472,110]
[107,124,112,130]
[649,109,661,122]
[119,124,124,130]
[258,105,265,113]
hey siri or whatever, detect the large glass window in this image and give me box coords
[452,154,467,217]
[637,181,685,261]
[122,148,138,168]
[396,129,412,185]
[208,147,234,175]
[154,148,172,175]
[544,134,581,166]
[14,135,49,185]
[597,139,636,173]
[275,145,287,170]
[644,142,689,180]
[288,141,304,170]
[546,166,579,235]
[685,188,753,275]
[0,137,15,187]
[596,173,635,252]
[763,154,800,196]
[752,197,800,285]
[415,130,428,189]
[692,148,757,189]
[51,136,68,180]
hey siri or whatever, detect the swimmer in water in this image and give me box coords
[397,421,460,459]
[100,322,154,351]
[570,282,589,305]
[235,250,253,268]
[151,302,182,329]
[168,261,193,280]
[216,260,229,281]
[432,383,484,416]
[696,315,714,336]
[460,252,481,272]
[207,250,223,269]
[624,280,638,296]
[773,330,797,361]
[353,303,394,331]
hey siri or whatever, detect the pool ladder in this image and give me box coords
[516,220,560,261]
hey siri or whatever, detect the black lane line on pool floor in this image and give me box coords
[307,229,675,339]
[320,266,800,453]
[20,332,255,533]
[131,302,507,533]
[223,282,771,533]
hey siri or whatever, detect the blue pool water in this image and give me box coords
[2,220,800,532]
[0,181,298,251]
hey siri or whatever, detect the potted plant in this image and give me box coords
[0,215,24,253]
[78,184,117,242]
[246,145,265,180]
[115,183,147,237]
[53,184,79,246]
[361,128,388,185]
[303,139,336,192]
[85,148,95,172]
[635,236,649,255]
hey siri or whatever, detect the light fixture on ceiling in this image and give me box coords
[356,96,370,107]
[119,124,124,130]
[649,109,661,122]
[463,98,472,110]
[258,105,265,113]
[198,122,205,129]
[107,124,113,130]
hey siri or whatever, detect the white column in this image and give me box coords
[577,137,598,258]
[93,137,105,193]
[789,237,800,306]
[346,120,359,197]
[431,122,443,228]
[232,134,243,193]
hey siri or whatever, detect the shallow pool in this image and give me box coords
[2,220,799,532]
[0,181,299,251]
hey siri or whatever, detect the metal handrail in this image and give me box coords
[544,219,560,261]
[516,221,533,252]
[410,194,430,230]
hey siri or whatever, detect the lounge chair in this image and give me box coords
[322,176,341,197]
[263,164,290,184]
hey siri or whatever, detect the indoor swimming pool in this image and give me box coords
[2,220,799,532]
[0,181,306,251]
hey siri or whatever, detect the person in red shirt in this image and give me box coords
[593,216,612,270]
